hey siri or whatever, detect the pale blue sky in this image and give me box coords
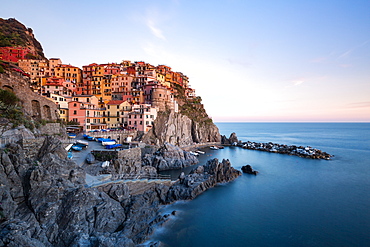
[2,0,370,122]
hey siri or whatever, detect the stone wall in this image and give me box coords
[117,147,141,160]
[38,123,66,136]
[0,71,59,121]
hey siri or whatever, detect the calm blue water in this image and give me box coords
[151,123,370,247]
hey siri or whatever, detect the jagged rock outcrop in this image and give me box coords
[166,158,241,202]
[142,111,220,146]
[142,142,198,171]
[221,132,239,145]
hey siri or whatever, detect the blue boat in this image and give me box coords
[105,144,122,149]
[68,133,77,139]
[71,145,82,151]
[87,136,95,141]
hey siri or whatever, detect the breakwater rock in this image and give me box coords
[239,141,332,160]
[241,165,259,175]
[222,132,332,160]
[166,158,241,202]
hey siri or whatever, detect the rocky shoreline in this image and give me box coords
[0,137,241,246]
[222,133,332,160]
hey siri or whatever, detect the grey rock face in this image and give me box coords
[143,142,198,171]
[167,158,241,202]
[142,111,221,146]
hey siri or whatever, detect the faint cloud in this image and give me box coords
[291,79,304,86]
[147,19,166,40]
[226,58,251,68]
[338,39,370,59]
[346,102,370,108]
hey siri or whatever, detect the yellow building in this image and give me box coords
[106,100,132,129]
[54,64,82,84]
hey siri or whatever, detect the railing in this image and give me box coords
[113,174,171,180]
[87,174,172,188]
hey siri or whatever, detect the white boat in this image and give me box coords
[102,161,110,168]
[102,140,116,146]
[65,143,73,151]
[189,151,199,156]
[76,140,89,146]
[210,146,219,150]
[196,150,205,154]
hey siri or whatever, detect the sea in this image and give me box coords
[150,123,370,247]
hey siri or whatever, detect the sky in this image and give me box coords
[2,0,370,122]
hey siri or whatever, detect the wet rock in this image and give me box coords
[241,165,259,175]
[166,158,241,202]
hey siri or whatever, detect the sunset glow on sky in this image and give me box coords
[2,0,370,122]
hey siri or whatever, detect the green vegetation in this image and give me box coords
[0,18,28,47]
[171,83,214,125]
[0,89,36,130]
[66,120,80,126]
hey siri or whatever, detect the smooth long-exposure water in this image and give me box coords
[151,123,370,247]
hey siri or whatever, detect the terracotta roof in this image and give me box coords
[107,100,125,105]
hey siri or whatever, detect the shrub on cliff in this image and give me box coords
[0,88,19,107]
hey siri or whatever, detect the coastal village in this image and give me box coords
[0,45,196,133]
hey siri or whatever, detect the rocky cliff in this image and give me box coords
[0,137,241,246]
[142,110,220,147]
[0,18,46,59]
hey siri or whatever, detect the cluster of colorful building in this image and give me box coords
[1,48,196,132]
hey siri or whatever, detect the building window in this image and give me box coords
[87,119,90,123]
[73,110,77,115]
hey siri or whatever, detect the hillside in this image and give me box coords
[0,18,45,59]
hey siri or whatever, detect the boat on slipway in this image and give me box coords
[71,145,82,151]
[76,140,89,147]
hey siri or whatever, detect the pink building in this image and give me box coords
[127,104,158,132]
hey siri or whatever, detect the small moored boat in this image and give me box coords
[102,140,116,146]
[71,145,82,151]
[210,146,219,150]
[76,140,89,146]
[68,133,77,139]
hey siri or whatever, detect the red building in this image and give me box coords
[0,47,32,63]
